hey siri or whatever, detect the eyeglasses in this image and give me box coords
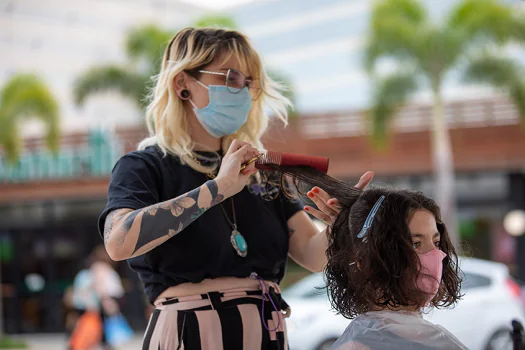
[198,69,262,101]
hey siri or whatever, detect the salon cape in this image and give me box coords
[331,310,468,350]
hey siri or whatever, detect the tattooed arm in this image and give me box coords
[103,178,233,261]
[103,139,260,261]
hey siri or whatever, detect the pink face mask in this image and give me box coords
[416,249,447,306]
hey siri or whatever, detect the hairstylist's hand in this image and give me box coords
[216,139,259,198]
[304,171,374,225]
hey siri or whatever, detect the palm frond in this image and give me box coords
[365,18,426,72]
[464,54,525,122]
[73,66,148,108]
[0,74,59,118]
[125,25,173,74]
[365,0,428,72]
[0,122,21,164]
[194,15,239,29]
[372,0,426,26]
[368,71,419,148]
[0,74,60,158]
[431,27,469,77]
[411,26,470,86]
[448,0,525,46]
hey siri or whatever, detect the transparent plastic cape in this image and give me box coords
[331,310,468,350]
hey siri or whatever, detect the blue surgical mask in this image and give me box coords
[190,80,252,138]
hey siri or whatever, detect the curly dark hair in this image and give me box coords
[274,166,462,319]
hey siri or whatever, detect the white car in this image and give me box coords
[284,257,525,350]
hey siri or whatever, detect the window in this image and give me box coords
[461,272,492,290]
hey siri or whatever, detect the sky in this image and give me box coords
[180,0,258,10]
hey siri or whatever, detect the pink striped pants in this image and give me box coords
[143,288,289,350]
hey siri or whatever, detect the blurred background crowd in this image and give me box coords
[1,0,525,348]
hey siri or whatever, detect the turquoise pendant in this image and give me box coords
[231,228,248,258]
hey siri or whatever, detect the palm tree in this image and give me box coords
[0,74,56,346]
[0,74,60,164]
[74,15,296,114]
[365,0,525,246]
[74,24,171,109]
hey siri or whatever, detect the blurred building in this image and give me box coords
[1,0,525,335]
[0,0,204,333]
[1,0,203,135]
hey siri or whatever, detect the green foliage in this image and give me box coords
[194,15,239,29]
[125,24,172,74]
[73,66,148,108]
[464,54,525,123]
[0,336,28,349]
[365,0,525,147]
[0,74,60,163]
[459,219,478,241]
[447,0,525,46]
[365,0,426,73]
[369,72,418,148]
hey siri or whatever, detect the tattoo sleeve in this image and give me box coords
[104,179,226,259]
[103,211,117,245]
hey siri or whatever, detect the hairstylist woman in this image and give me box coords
[99,27,373,349]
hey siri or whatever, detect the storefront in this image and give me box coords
[0,129,147,333]
[0,198,149,334]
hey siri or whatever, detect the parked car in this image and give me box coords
[284,257,525,350]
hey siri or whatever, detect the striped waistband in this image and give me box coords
[154,288,291,318]
[158,290,262,306]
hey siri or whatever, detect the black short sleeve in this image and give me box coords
[97,152,161,238]
[98,147,305,303]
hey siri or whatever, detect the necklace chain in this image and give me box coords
[187,151,245,256]
[219,198,237,230]
[187,152,220,179]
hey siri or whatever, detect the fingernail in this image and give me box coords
[328,200,334,205]
[242,169,250,175]
[304,207,309,211]
[312,187,319,194]
[307,192,314,198]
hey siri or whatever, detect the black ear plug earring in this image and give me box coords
[180,89,191,100]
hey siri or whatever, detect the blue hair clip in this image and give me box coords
[357,195,385,239]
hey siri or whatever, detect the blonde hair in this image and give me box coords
[138,27,292,173]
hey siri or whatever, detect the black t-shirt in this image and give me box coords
[97,145,303,304]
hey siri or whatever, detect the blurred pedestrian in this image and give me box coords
[68,245,126,350]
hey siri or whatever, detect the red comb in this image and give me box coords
[255,151,329,174]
